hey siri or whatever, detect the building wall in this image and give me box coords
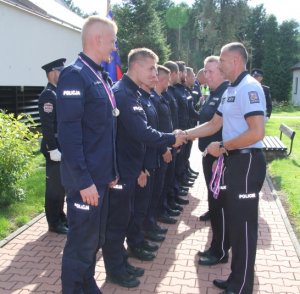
[292,69,300,106]
[0,1,82,87]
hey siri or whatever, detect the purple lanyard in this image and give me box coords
[209,155,224,199]
[78,55,116,109]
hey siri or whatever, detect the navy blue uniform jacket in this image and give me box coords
[173,83,189,129]
[113,74,176,180]
[38,83,60,156]
[139,88,160,169]
[56,53,118,191]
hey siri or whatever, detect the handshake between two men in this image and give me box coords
[172,129,189,148]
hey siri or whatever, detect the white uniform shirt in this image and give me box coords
[217,72,266,149]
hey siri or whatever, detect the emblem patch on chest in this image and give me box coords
[227,96,235,102]
[248,91,260,104]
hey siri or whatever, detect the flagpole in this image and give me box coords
[107,0,111,15]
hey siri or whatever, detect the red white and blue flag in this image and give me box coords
[102,10,123,82]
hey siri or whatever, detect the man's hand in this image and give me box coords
[162,148,172,163]
[137,170,150,188]
[207,141,224,157]
[173,129,188,147]
[49,149,61,161]
[80,184,99,206]
[109,177,119,188]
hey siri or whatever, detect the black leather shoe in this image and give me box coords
[49,223,68,234]
[188,167,199,175]
[166,208,181,217]
[180,181,193,187]
[178,190,188,197]
[213,279,229,290]
[128,246,155,261]
[199,253,228,266]
[157,212,177,224]
[180,186,189,192]
[187,172,197,179]
[219,291,236,294]
[199,211,210,221]
[126,262,145,277]
[175,197,189,205]
[141,240,159,252]
[106,272,140,288]
[144,230,166,242]
[197,248,211,257]
[153,224,168,234]
[168,201,183,211]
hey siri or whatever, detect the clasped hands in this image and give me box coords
[172,129,189,148]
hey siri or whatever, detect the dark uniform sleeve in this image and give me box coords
[263,85,272,118]
[56,70,94,190]
[188,96,200,121]
[116,91,176,148]
[38,89,58,152]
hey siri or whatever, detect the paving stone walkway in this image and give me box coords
[0,143,300,294]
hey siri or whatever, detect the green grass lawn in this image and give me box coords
[0,154,45,240]
[265,115,300,238]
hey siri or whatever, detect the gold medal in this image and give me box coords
[112,107,120,117]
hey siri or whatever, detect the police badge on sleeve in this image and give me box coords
[43,102,53,113]
[248,91,260,104]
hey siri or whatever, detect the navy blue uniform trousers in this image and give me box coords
[61,185,108,294]
[127,168,156,248]
[223,151,266,294]
[45,158,65,227]
[202,154,229,258]
[102,178,136,276]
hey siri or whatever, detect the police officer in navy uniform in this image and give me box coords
[39,58,67,235]
[186,42,266,294]
[196,56,230,266]
[56,16,118,294]
[251,68,272,119]
[151,65,180,224]
[126,83,162,261]
[102,48,187,288]
[162,61,187,211]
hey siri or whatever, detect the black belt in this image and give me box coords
[227,148,262,156]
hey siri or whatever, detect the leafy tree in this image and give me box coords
[262,15,280,100]
[113,0,170,68]
[244,5,267,70]
[277,20,300,101]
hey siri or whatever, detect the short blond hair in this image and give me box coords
[128,48,159,69]
[81,15,117,46]
[204,55,219,65]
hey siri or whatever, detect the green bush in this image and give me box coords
[0,112,40,206]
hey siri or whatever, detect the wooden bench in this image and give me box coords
[262,123,296,162]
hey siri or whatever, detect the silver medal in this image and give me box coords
[112,107,120,117]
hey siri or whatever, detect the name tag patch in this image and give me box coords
[74,203,90,210]
[248,91,259,104]
[63,90,81,96]
[227,96,235,103]
[133,106,143,112]
[239,193,256,199]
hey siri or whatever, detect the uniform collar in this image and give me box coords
[47,82,56,90]
[121,74,140,94]
[139,87,151,99]
[79,52,104,72]
[210,81,229,96]
[230,71,248,87]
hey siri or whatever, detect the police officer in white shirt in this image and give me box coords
[185,42,266,294]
